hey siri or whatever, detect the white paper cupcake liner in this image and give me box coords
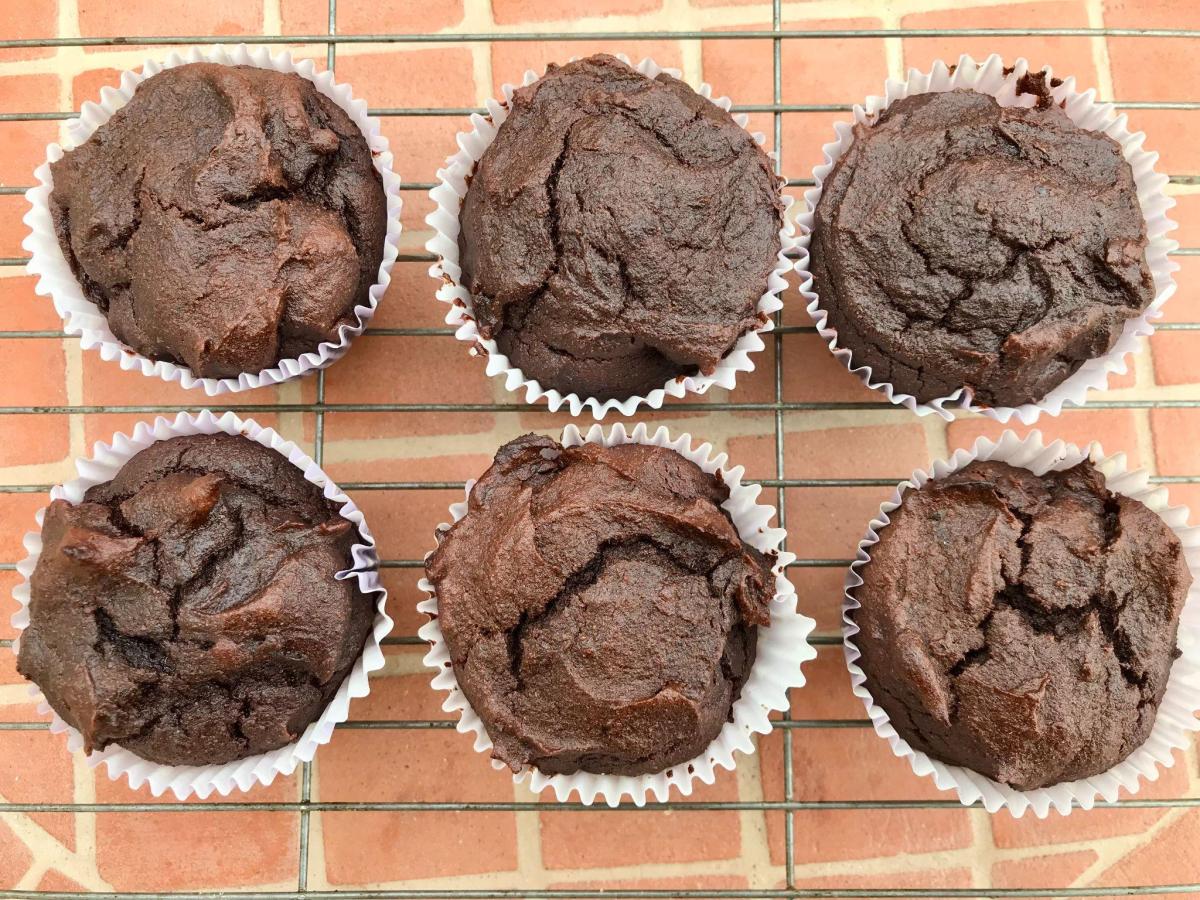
[795,54,1179,425]
[425,55,797,420]
[417,422,816,806]
[21,44,403,396]
[8,410,393,800]
[843,429,1200,817]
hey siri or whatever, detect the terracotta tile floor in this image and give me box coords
[1,0,1199,894]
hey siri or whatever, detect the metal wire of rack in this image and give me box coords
[1,1,1199,897]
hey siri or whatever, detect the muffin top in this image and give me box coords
[851,459,1191,790]
[424,434,774,776]
[457,54,783,401]
[811,80,1153,408]
[49,63,388,379]
[17,433,375,767]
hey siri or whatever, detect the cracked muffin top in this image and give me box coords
[457,54,783,401]
[850,459,1191,790]
[17,433,375,767]
[424,434,775,776]
[49,63,388,380]
[810,81,1153,408]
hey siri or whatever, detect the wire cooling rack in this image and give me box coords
[1,0,1200,897]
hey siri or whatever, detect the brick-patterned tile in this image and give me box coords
[0,73,57,116]
[0,413,68,469]
[381,569,426,636]
[0,277,65,332]
[371,261,447,330]
[781,332,888,405]
[92,748,300,887]
[326,334,492,405]
[722,431,779,482]
[490,41,685,96]
[380,114,462,206]
[782,18,888,168]
[352,488,465,563]
[323,340,496,437]
[79,413,290,458]
[993,849,1099,890]
[729,338,778,405]
[1121,110,1200,176]
[77,0,264,39]
[320,671,515,801]
[321,809,518,884]
[766,776,973,867]
[788,566,847,635]
[786,485,887,560]
[71,67,121,108]
[947,409,1143,467]
[1174,193,1200,250]
[493,0,661,24]
[547,875,749,890]
[0,1,56,61]
[903,1,1098,89]
[1164,261,1200,325]
[79,351,287,408]
[789,807,973,865]
[786,727,962,804]
[335,48,475,200]
[1151,331,1200,385]
[1106,1,1200,104]
[782,420,929,478]
[0,651,41,724]
[324,445,489,484]
[1092,809,1200,887]
[788,645,860,721]
[993,804,1175,850]
[703,18,889,163]
[781,110,848,183]
[791,868,976,895]
[319,659,519,883]
[0,819,32,889]
[338,48,475,110]
[0,196,30,258]
[281,0,465,33]
[0,494,44,562]
[36,871,89,893]
[700,18,775,157]
[0,571,22,640]
[539,777,741,869]
[0,732,74,850]
[1151,408,1200,474]
[96,809,298,890]
[728,418,928,488]
[0,73,58,185]
[0,340,64,408]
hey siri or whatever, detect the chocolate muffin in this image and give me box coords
[49,63,388,379]
[457,54,783,401]
[811,80,1154,407]
[850,459,1191,791]
[17,433,375,767]
[424,434,775,776]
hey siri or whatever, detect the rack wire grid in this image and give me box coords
[1,0,1200,897]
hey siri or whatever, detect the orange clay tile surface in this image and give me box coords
[0,0,1198,895]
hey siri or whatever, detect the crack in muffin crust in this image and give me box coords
[811,79,1154,408]
[17,434,375,767]
[424,434,775,776]
[851,460,1190,790]
[48,63,387,379]
[457,54,783,401]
